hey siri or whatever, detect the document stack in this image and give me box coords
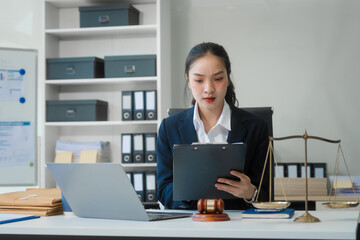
[274,178,327,196]
[0,188,62,216]
[274,162,328,197]
[329,176,360,196]
[55,140,111,163]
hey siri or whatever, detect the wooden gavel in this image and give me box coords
[197,199,224,214]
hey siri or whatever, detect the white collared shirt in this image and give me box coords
[193,101,231,143]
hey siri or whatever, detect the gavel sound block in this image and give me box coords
[192,199,230,221]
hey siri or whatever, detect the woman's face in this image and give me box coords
[187,54,229,113]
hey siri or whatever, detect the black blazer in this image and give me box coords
[156,105,270,209]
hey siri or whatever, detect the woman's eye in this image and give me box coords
[194,79,203,83]
[215,78,223,81]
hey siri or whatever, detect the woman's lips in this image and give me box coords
[204,97,215,103]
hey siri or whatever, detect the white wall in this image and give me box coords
[170,0,360,176]
[0,0,44,134]
[0,0,358,179]
[0,0,43,192]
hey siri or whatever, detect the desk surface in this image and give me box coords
[0,210,359,240]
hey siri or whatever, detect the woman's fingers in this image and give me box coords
[215,171,254,199]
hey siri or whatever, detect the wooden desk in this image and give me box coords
[0,210,358,240]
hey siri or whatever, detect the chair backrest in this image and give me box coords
[167,107,273,137]
[240,107,273,137]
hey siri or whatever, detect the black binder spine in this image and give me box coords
[145,171,157,202]
[286,163,298,178]
[133,172,145,202]
[145,133,157,163]
[122,91,133,121]
[121,133,133,163]
[126,172,133,185]
[313,163,327,178]
[133,90,145,120]
[145,90,157,120]
[132,133,144,163]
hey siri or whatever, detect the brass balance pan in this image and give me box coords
[322,201,359,208]
[252,201,290,210]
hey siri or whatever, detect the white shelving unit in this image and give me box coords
[41,0,171,188]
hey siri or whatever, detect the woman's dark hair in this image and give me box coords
[185,42,238,107]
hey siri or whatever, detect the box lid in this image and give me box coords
[79,4,139,14]
[46,57,104,64]
[104,54,156,61]
[46,100,108,106]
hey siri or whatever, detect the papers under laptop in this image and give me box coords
[47,163,192,221]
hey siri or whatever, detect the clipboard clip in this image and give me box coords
[191,142,229,150]
[191,142,228,145]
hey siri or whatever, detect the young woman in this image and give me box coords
[157,42,269,209]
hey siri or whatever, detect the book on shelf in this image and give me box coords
[242,208,295,219]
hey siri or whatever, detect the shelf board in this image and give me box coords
[45,77,157,85]
[45,25,157,40]
[46,0,156,8]
[45,120,158,127]
[122,163,157,168]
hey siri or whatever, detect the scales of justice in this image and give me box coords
[252,130,359,223]
[192,130,358,222]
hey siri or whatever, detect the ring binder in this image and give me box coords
[133,91,145,120]
[121,134,133,163]
[122,91,133,121]
[145,90,157,120]
[133,172,145,202]
[132,134,144,163]
[145,172,157,202]
[145,133,157,163]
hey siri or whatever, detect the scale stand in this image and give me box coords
[255,130,352,223]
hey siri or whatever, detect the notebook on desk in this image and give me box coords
[47,163,192,221]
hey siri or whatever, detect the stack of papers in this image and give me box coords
[242,208,295,219]
[0,188,63,216]
[56,140,111,162]
[274,178,327,196]
[329,176,360,197]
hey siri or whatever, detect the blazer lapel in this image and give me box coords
[227,106,248,143]
[178,106,198,144]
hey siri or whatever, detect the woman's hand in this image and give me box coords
[215,170,256,200]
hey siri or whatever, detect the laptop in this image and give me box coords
[173,143,246,201]
[47,163,192,221]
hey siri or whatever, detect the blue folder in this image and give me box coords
[242,208,295,219]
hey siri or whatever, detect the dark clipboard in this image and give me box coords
[173,143,247,201]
